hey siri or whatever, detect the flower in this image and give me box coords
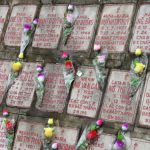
[65,60,73,69]
[48,118,53,125]
[24,23,32,32]
[44,128,54,138]
[12,62,22,72]
[94,44,101,51]
[86,130,97,140]
[66,14,74,23]
[113,140,125,150]
[6,121,13,130]
[33,18,39,25]
[18,52,24,59]
[135,48,142,56]
[96,119,103,126]
[134,63,145,74]
[62,52,68,59]
[68,4,74,11]
[36,65,43,72]
[51,143,58,149]
[122,123,129,131]
[3,109,9,117]
[37,73,45,82]
[97,55,106,63]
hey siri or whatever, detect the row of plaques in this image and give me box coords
[0,117,149,150]
[0,61,150,127]
[1,4,150,53]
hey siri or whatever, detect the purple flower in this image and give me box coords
[33,18,39,25]
[122,123,129,131]
[37,73,45,82]
[97,55,106,63]
[24,23,32,32]
[113,140,125,150]
[36,65,43,72]
[66,14,74,23]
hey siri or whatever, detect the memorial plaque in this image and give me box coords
[6,63,36,108]
[0,6,9,39]
[61,5,99,52]
[0,61,11,104]
[67,66,102,118]
[4,5,37,46]
[95,4,134,53]
[13,120,44,150]
[129,138,150,150]
[139,73,150,127]
[36,64,68,112]
[87,133,115,150]
[53,127,79,150]
[0,117,7,150]
[130,4,150,53]
[32,5,66,49]
[100,70,141,124]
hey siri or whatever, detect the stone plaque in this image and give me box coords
[13,120,44,150]
[0,117,7,150]
[100,70,141,124]
[95,4,134,53]
[53,127,79,150]
[0,6,9,39]
[61,5,99,52]
[32,5,66,49]
[0,61,11,105]
[139,73,150,127]
[130,4,150,53]
[87,133,115,150]
[36,64,68,112]
[67,66,102,118]
[6,63,36,108]
[129,138,150,150]
[4,5,37,46]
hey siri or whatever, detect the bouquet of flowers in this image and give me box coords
[111,123,131,150]
[62,52,75,93]
[130,48,148,97]
[76,119,104,150]
[35,64,45,107]
[93,44,107,90]
[63,4,78,45]
[2,109,16,150]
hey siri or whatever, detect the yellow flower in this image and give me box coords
[12,62,22,72]
[44,127,54,138]
[48,118,53,125]
[134,63,145,74]
[135,48,142,56]
[18,52,24,59]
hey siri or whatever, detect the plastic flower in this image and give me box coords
[66,14,74,23]
[113,140,125,150]
[86,130,97,140]
[94,44,101,51]
[68,4,74,11]
[24,23,32,32]
[37,73,45,82]
[135,48,142,56]
[122,123,129,131]
[62,52,68,59]
[3,109,9,117]
[134,63,145,74]
[18,52,24,59]
[97,55,106,63]
[96,119,103,126]
[48,118,53,125]
[12,62,22,72]
[44,128,54,138]
[65,60,73,69]
[36,65,43,72]
[6,121,13,130]
[33,18,39,25]
[51,143,58,149]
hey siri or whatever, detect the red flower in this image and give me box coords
[6,121,13,130]
[86,130,97,140]
[65,61,73,69]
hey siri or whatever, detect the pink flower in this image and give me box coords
[51,143,58,149]
[3,108,9,116]
[122,123,129,131]
[62,52,68,59]
[37,73,45,82]
[24,23,32,32]
[97,55,106,63]
[66,14,74,23]
[96,119,103,126]
[94,44,101,51]
[33,18,39,25]
[36,65,43,72]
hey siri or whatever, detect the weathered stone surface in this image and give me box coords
[87,133,115,150]
[139,73,150,127]
[53,127,79,150]
[67,66,103,118]
[100,70,142,124]
[6,63,36,108]
[36,64,68,113]
[0,117,7,150]
[0,61,11,104]
[13,120,44,150]
[0,6,9,40]
[4,5,37,46]
[32,5,66,49]
[60,5,99,53]
[130,4,150,53]
[95,4,134,53]
[130,138,150,150]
